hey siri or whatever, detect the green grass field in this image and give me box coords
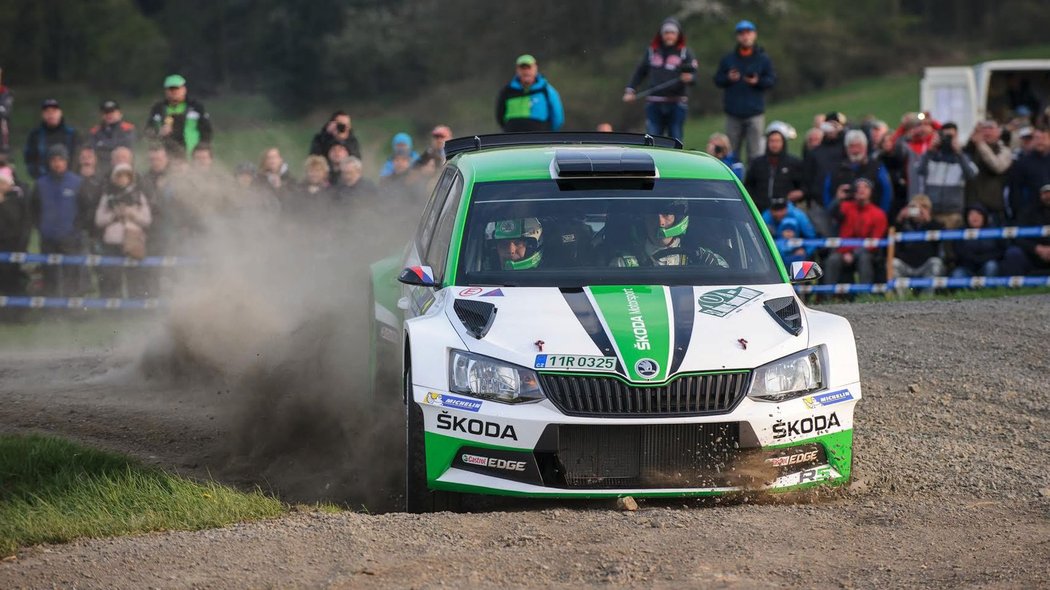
[0,434,287,556]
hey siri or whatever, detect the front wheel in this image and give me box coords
[404,365,463,513]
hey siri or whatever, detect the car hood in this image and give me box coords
[445,283,807,382]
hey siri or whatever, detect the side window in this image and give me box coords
[425,174,464,282]
[415,168,456,253]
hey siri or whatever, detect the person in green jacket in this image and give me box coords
[145,74,212,158]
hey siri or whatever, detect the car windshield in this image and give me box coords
[455,178,782,287]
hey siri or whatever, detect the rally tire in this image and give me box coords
[405,365,463,513]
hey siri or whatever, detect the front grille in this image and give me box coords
[541,423,741,489]
[540,372,750,417]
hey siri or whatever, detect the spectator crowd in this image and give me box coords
[746,109,1050,291]
[0,74,451,300]
[2,15,1050,304]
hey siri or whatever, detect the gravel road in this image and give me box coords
[1,295,1048,589]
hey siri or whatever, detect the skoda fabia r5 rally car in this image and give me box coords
[371,132,861,513]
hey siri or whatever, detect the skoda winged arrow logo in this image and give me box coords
[634,358,660,380]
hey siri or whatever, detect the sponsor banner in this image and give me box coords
[436,412,518,441]
[802,389,854,409]
[769,465,841,488]
[451,446,544,485]
[534,354,617,372]
[424,391,482,413]
[697,286,762,317]
[459,287,504,297]
[772,412,841,440]
[588,286,671,382]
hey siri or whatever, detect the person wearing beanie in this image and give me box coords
[380,132,419,177]
[94,163,152,296]
[745,122,804,212]
[496,54,564,132]
[24,98,81,179]
[713,20,776,164]
[622,17,699,142]
[30,142,86,296]
[145,74,212,158]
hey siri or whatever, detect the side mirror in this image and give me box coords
[790,261,823,283]
[398,266,438,287]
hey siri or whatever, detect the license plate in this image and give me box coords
[534,354,618,371]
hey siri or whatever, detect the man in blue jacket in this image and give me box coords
[713,20,775,165]
[496,55,564,132]
[24,99,80,179]
[30,145,85,296]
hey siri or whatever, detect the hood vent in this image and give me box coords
[454,299,497,339]
[763,297,803,336]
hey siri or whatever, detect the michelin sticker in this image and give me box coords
[802,389,854,409]
[697,287,762,317]
[423,391,482,412]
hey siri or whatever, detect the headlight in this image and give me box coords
[747,346,824,402]
[448,350,545,404]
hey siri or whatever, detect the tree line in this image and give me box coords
[1,0,1045,114]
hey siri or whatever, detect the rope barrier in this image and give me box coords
[777,225,1050,249]
[0,296,160,309]
[0,253,187,267]
[793,275,1050,294]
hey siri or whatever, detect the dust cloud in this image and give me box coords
[140,173,425,510]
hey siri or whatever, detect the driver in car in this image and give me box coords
[611,201,728,268]
[487,217,543,270]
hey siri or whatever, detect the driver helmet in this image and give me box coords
[486,217,543,270]
[656,200,689,239]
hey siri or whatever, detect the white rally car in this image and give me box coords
[370,133,861,512]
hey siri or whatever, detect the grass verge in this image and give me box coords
[0,434,286,556]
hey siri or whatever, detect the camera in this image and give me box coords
[713,145,727,157]
[335,122,348,133]
[907,205,921,218]
[939,130,955,152]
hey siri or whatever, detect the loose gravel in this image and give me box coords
[0,295,1048,588]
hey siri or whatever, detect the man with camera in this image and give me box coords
[963,120,1012,225]
[713,20,776,164]
[915,122,978,229]
[310,111,362,161]
[821,177,888,286]
[824,130,893,215]
[891,194,945,292]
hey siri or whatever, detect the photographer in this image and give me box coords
[891,195,945,292]
[705,132,744,179]
[309,111,361,161]
[821,177,887,286]
[963,120,1012,224]
[94,163,152,297]
[915,122,977,228]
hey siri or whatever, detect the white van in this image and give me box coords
[921,59,1050,141]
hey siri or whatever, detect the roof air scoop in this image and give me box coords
[554,149,656,178]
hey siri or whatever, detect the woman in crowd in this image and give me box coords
[94,163,152,297]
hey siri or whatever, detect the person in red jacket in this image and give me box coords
[821,177,888,285]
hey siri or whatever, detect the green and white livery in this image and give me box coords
[372,133,861,513]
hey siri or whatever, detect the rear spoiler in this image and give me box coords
[444,132,683,159]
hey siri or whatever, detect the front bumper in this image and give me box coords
[416,382,859,498]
